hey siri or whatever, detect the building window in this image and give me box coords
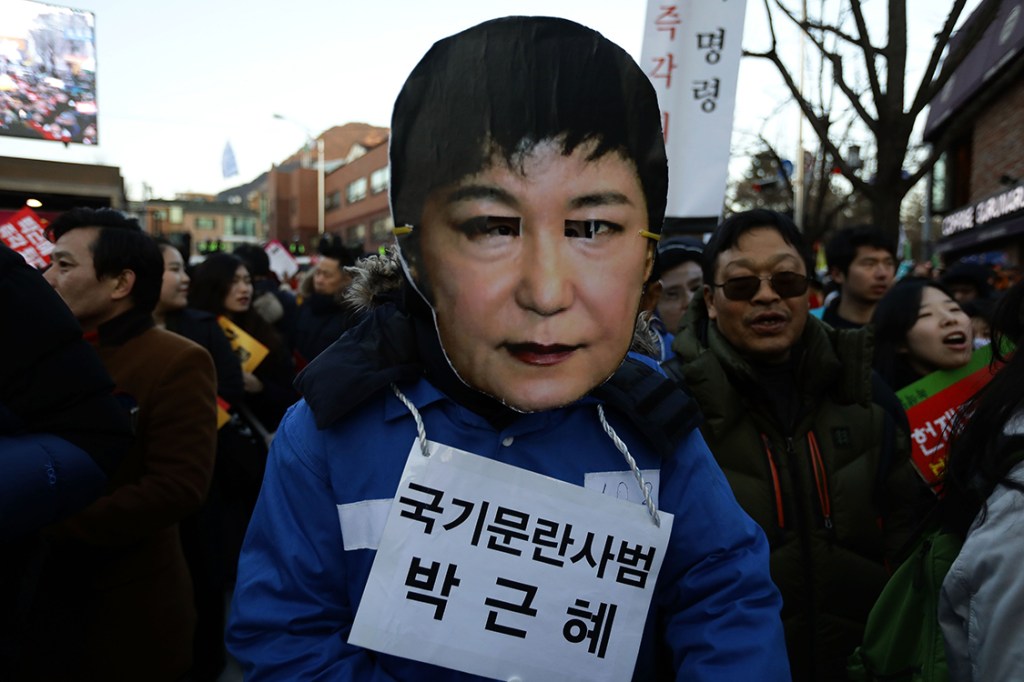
[370,167,389,194]
[346,224,366,246]
[346,177,368,204]
[169,206,184,224]
[371,215,394,239]
[326,191,342,210]
[931,152,952,214]
[195,217,216,231]
[235,217,256,236]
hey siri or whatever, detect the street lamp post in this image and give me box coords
[273,113,325,236]
[316,137,325,239]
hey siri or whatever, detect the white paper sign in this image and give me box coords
[584,469,660,508]
[348,440,674,681]
[264,239,300,281]
[641,0,748,221]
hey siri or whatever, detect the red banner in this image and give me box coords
[897,346,1002,493]
[0,207,53,269]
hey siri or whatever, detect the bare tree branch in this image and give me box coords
[847,0,885,106]
[801,19,860,48]
[747,0,1007,234]
[766,0,880,129]
[885,0,908,122]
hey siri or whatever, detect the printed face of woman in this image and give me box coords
[157,246,190,313]
[224,265,254,314]
[417,139,654,412]
[903,286,974,376]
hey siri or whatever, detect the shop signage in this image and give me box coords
[942,184,1024,238]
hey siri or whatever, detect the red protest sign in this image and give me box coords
[897,345,1002,493]
[0,207,52,269]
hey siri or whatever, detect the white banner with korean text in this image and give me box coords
[641,0,748,222]
[349,440,673,681]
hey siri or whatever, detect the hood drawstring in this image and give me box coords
[391,384,431,459]
[597,404,661,528]
[389,384,661,527]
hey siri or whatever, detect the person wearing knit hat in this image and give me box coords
[648,236,704,361]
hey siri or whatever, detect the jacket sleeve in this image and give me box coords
[655,429,792,681]
[0,432,106,539]
[226,402,398,681]
[0,245,131,538]
[60,342,218,546]
[0,244,131,478]
[939,482,1024,682]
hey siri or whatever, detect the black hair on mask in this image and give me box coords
[389,16,668,236]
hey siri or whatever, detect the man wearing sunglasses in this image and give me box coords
[665,209,926,682]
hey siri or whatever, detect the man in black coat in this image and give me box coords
[293,235,362,366]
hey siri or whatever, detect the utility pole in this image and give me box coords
[793,0,808,231]
[273,113,325,236]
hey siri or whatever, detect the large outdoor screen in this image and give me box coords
[0,0,97,145]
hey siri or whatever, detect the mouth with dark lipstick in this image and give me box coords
[748,311,789,335]
[505,342,580,366]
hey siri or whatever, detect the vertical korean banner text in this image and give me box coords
[641,1,748,222]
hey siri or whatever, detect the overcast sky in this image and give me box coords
[2,0,976,201]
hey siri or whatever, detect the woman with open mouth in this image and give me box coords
[871,277,975,392]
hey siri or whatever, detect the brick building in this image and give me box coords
[324,136,392,254]
[135,196,259,258]
[253,122,392,255]
[926,0,1024,266]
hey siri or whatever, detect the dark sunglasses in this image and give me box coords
[711,271,810,301]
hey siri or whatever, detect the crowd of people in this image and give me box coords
[4,13,1024,682]
[1,208,360,680]
[1,57,98,145]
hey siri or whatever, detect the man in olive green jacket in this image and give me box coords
[665,209,928,682]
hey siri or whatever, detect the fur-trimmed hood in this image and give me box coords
[296,247,699,457]
[342,248,406,313]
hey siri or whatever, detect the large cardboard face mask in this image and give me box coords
[389,17,666,411]
[409,140,654,412]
